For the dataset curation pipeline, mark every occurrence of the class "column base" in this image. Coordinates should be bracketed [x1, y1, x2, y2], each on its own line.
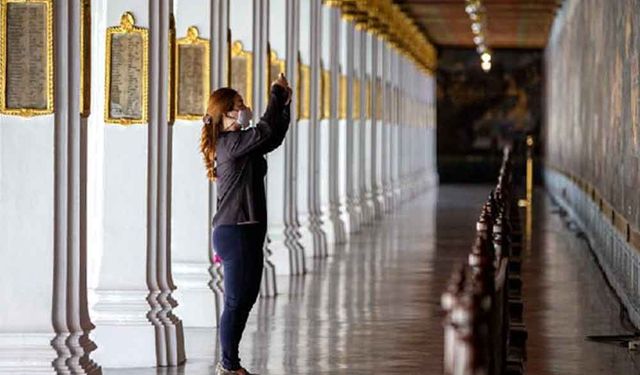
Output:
[90, 290, 157, 368]
[0, 333, 96, 375]
[173, 262, 220, 328]
[269, 226, 305, 276]
[285, 224, 308, 275]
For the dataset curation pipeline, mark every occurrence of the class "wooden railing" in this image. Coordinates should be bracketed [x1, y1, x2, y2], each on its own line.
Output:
[442, 147, 527, 375]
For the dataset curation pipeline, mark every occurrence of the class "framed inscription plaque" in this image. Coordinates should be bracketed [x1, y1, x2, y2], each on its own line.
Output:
[353, 78, 361, 118]
[80, 0, 91, 117]
[0, 0, 54, 116]
[338, 74, 347, 119]
[365, 75, 371, 119]
[297, 59, 310, 120]
[231, 41, 253, 109]
[176, 26, 209, 120]
[266, 47, 285, 106]
[269, 50, 285, 84]
[104, 12, 148, 125]
[167, 14, 176, 123]
[321, 68, 331, 120]
[375, 78, 382, 120]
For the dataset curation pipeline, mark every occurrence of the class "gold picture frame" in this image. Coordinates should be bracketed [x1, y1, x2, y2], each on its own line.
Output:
[338, 74, 347, 120]
[80, 0, 91, 117]
[175, 26, 210, 121]
[231, 40, 253, 109]
[0, 0, 54, 117]
[104, 12, 149, 125]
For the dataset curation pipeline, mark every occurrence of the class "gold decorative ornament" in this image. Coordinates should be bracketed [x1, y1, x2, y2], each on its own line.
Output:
[175, 26, 210, 121]
[231, 40, 253, 109]
[0, 0, 54, 117]
[104, 12, 149, 125]
[80, 0, 91, 117]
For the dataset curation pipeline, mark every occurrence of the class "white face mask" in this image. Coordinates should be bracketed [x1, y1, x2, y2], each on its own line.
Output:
[236, 107, 253, 128]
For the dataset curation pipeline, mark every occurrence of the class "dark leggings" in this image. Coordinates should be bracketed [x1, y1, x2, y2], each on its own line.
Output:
[212, 223, 266, 371]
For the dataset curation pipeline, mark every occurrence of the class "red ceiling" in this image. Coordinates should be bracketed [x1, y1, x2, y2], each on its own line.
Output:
[394, 0, 563, 49]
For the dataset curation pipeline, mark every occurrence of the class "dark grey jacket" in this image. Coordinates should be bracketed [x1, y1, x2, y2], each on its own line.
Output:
[211, 84, 290, 228]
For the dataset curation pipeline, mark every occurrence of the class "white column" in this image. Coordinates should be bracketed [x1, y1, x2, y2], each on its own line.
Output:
[266, 0, 306, 276]
[328, 7, 346, 244]
[390, 50, 401, 206]
[372, 35, 385, 215]
[337, 16, 358, 234]
[350, 26, 365, 230]
[88, 1, 185, 367]
[207, 0, 230, 322]
[381, 43, 393, 211]
[296, 0, 316, 257]
[170, 0, 220, 329]
[284, 0, 307, 273]
[317, 4, 346, 253]
[0, 1, 101, 373]
[149, 1, 186, 366]
[299, 0, 329, 260]
[362, 32, 376, 223]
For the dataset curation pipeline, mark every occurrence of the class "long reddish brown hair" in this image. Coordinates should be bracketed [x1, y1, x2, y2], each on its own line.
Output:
[200, 87, 238, 180]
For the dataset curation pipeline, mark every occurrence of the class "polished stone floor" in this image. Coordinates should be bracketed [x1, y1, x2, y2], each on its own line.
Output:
[107, 185, 640, 374]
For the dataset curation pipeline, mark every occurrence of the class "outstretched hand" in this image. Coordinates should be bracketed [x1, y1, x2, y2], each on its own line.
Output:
[272, 72, 292, 105]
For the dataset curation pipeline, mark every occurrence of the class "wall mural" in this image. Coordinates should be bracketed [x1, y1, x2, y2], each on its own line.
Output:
[437, 49, 542, 155]
[546, 0, 640, 229]
[436, 49, 542, 181]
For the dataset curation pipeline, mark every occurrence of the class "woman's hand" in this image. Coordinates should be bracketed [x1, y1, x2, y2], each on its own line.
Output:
[272, 72, 292, 105]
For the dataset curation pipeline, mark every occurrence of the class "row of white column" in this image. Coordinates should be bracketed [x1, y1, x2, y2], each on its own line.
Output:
[0, 0, 437, 372]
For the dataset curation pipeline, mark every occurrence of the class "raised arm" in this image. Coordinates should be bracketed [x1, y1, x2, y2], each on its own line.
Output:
[225, 83, 291, 158]
[255, 86, 291, 154]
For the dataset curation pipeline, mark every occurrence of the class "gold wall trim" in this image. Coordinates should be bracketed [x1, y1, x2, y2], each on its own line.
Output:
[0, 0, 54, 117]
[231, 40, 253, 109]
[104, 12, 149, 125]
[80, 0, 91, 117]
[175, 25, 210, 121]
[547, 164, 640, 255]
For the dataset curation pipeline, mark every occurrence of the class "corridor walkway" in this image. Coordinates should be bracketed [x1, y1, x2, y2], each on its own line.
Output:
[111, 186, 639, 374]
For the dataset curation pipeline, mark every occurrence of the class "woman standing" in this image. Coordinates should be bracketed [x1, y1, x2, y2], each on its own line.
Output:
[200, 73, 292, 375]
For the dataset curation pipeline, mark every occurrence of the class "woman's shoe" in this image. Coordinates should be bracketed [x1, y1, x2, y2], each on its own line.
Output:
[215, 362, 256, 375]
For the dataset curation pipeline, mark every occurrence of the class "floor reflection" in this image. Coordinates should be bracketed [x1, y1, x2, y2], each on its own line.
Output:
[102, 186, 640, 374]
